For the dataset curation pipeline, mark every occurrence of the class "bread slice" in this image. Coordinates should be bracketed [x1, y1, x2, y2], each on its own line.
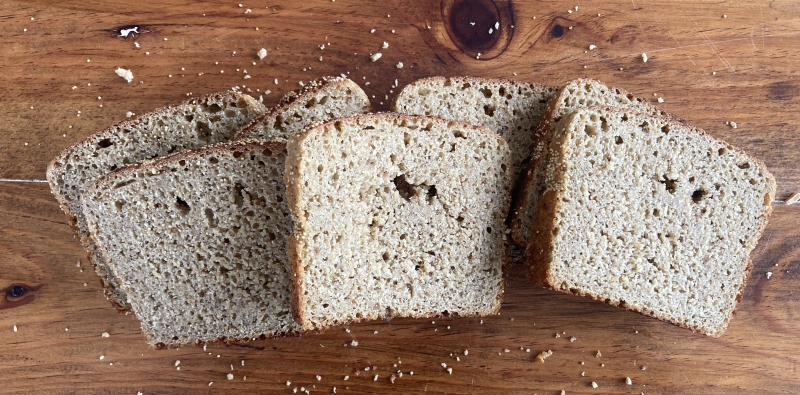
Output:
[285, 114, 513, 331]
[46, 91, 266, 311]
[527, 106, 776, 337]
[83, 140, 300, 347]
[391, 76, 556, 181]
[235, 76, 371, 141]
[511, 79, 671, 247]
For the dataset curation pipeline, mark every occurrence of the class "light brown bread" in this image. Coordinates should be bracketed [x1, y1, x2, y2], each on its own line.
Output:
[391, 76, 556, 181]
[46, 92, 266, 311]
[527, 106, 775, 337]
[511, 79, 670, 247]
[285, 114, 513, 331]
[236, 76, 371, 141]
[83, 140, 299, 347]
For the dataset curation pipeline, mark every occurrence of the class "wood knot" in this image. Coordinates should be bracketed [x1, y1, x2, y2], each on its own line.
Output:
[1, 283, 41, 310]
[439, 0, 514, 60]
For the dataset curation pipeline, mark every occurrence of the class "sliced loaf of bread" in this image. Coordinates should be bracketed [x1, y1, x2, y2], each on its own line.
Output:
[391, 76, 556, 181]
[285, 114, 513, 331]
[47, 92, 266, 311]
[236, 76, 371, 141]
[83, 140, 299, 347]
[511, 79, 671, 247]
[527, 106, 775, 336]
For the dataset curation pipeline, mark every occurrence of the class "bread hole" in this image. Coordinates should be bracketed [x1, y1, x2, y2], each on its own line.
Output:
[600, 117, 609, 132]
[174, 197, 191, 216]
[332, 172, 340, 181]
[584, 124, 598, 136]
[414, 264, 421, 271]
[738, 162, 751, 169]
[232, 151, 244, 159]
[689, 176, 695, 183]
[96, 138, 114, 149]
[653, 151, 658, 157]
[113, 179, 136, 189]
[500, 163, 507, 172]
[205, 208, 217, 227]
[114, 200, 124, 210]
[483, 104, 495, 117]
[382, 252, 390, 261]
[224, 109, 236, 119]
[615, 136, 623, 145]
[461, 83, 472, 90]
[233, 184, 245, 206]
[653, 208, 661, 217]
[661, 125, 670, 134]
[276, 194, 284, 202]
[424, 122, 434, 131]
[207, 103, 222, 113]
[691, 189, 707, 203]
[317, 164, 324, 172]
[322, 303, 329, 308]
[621, 113, 629, 121]
[427, 185, 437, 201]
[552, 227, 559, 236]
[718, 147, 727, 156]
[479, 87, 492, 98]
[764, 192, 773, 206]
[659, 176, 678, 194]
[392, 174, 415, 201]
[403, 132, 412, 146]
[486, 227, 492, 234]
[196, 121, 212, 143]
[268, 232, 277, 241]
[209, 157, 219, 164]
[305, 99, 317, 108]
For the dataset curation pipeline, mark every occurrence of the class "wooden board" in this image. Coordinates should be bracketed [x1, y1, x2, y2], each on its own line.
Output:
[1, 0, 799, 393]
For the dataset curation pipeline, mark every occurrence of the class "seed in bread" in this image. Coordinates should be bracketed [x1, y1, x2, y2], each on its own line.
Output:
[285, 114, 513, 331]
[527, 106, 775, 336]
[83, 140, 299, 347]
[46, 91, 266, 311]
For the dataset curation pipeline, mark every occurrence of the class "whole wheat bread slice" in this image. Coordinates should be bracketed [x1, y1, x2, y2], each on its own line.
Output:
[46, 91, 266, 311]
[511, 79, 671, 247]
[235, 76, 371, 141]
[527, 106, 775, 337]
[285, 114, 513, 331]
[391, 76, 556, 181]
[83, 140, 300, 347]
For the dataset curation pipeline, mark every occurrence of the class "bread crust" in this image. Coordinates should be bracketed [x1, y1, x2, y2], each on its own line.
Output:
[285, 112, 511, 331]
[526, 106, 776, 337]
[235, 76, 372, 140]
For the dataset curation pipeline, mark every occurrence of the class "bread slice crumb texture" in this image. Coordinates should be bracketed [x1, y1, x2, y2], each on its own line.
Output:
[236, 76, 371, 141]
[83, 140, 299, 347]
[527, 107, 775, 337]
[512, 79, 670, 247]
[46, 92, 266, 311]
[285, 114, 513, 331]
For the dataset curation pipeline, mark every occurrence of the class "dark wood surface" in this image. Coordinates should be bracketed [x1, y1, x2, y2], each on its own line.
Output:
[1, 0, 799, 393]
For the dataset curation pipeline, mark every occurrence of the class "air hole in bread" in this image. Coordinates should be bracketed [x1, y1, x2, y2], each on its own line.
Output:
[392, 174, 415, 201]
[207, 103, 222, 113]
[196, 122, 212, 143]
[427, 185, 437, 200]
[653, 208, 661, 217]
[584, 124, 598, 136]
[382, 252, 390, 261]
[97, 139, 114, 149]
[205, 208, 217, 227]
[659, 176, 678, 194]
[480, 87, 492, 98]
[453, 130, 466, 139]
[615, 136, 624, 145]
[113, 179, 136, 189]
[661, 125, 670, 134]
[691, 189, 707, 203]
[718, 147, 727, 156]
[483, 105, 495, 117]
[461, 83, 472, 90]
[114, 200, 124, 210]
[738, 162, 751, 169]
[403, 132, 412, 146]
[486, 227, 492, 234]
[174, 197, 191, 215]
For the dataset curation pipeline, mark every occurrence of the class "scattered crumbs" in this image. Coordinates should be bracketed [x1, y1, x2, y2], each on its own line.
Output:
[626, 377, 633, 385]
[570, 336, 577, 342]
[535, 350, 553, 364]
[786, 192, 800, 205]
[100, 355, 105, 361]
[766, 272, 773, 279]
[208, 382, 213, 386]
[370, 53, 382, 62]
[642, 53, 648, 63]
[257, 48, 267, 59]
[504, 349, 510, 353]
[13, 325, 17, 332]
[713, 71, 717, 75]
[87, 59, 91, 62]
[382, 42, 389, 49]
[561, 391, 565, 395]
[134, 42, 140, 49]
[555, 333, 560, 338]
[591, 382, 598, 388]
[601, 363, 605, 367]
[333, 386, 337, 393]
[370, 28, 376, 33]
[635, 330, 639, 334]
[464, 350, 469, 355]
[227, 373, 234, 380]
[596, 351, 602, 358]
[526, 348, 530, 353]
[115, 68, 134, 83]
[374, 374, 379, 381]
[446, 367, 453, 374]
[410, 371, 414, 375]
[581, 371, 586, 376]
[480, 320, 484, 324]
[456, 357, 460, 361]
[723, 14, 727, 18]
[728, 121, 738, 129]
[316, 375, 322, 381]
[657, 97, 664, 103]
[365, 367, 371, 371]
[589, 44, 597, 50]
[102, 332, 110, 338]
[343, 375, 349, 381]
[163, 38, 168, 41]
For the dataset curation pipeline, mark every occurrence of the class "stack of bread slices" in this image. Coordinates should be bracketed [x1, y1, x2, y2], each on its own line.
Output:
[47, 76, 775, 347]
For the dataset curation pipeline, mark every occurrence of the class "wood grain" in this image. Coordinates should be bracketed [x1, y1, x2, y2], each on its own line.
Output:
[1, 0, 799, 393]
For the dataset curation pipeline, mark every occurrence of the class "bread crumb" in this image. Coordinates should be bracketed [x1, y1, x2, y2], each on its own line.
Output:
[786, 192, 800, 205]
[535, 350, 553, 364]
[729, 121, 738, 129]
[99, 355, 105, 361]
[581, 371, 585, 376]
[589, 44, 597, 50]
[591, 382, 598, 388]
[370, 53, 382, 62]
[396, 62, 404, 68]
[115, 68, 134, 83]
[641, 366, 647, 370]
[13, 325, 17, 332]
[525, 348, 530, 352]
[766, 272, 773, 279]
[373, 374, 379, 381]
[343, 375, 349, 380]
[350, 340, 358, 347]
[257, 48, 267, 59]
[642, 53, 648, 63]
[657, 97, 664, 103]
[570, 336, 577, 342]
[390, 374, 396, 383]
[561, 391, 565, 395]
[446, 367, 452, 374]
[286, 381, 291, 386]
[316, 375, 322, 381]
[382, 42, 389, 49]
[227, 373, 234, 380]
[596, 351, 602, 358]
[102, 332, 110, 338]
[370, 28, 376, 33]
[555, 333, 560, 338]
[464, 350, 468, 355]
[626, 377, 633, 385]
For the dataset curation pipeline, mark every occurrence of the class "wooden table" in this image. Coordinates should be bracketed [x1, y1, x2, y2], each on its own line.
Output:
[2, 0, 798, 393]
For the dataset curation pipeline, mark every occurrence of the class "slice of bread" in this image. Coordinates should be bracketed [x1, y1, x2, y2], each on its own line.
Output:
[285, 114, 513, 331]
[83, 140, 299, 347]
[527, 106, 776, 337]
[46, 91, 266, 311]
[511, 79, 671, 247]
[391, 76, 556, 181]
[235, 76, 371, 141]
